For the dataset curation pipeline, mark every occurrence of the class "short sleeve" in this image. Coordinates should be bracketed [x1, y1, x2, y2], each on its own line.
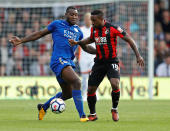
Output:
[90, 27, 94, 40]
[114, 26, 127, 38]
[79, 29, 83, 40]
[47, 20, 57, 32]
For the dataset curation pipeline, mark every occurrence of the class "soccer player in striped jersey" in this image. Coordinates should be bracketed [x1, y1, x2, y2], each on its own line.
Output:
[69, 10, 144, 121]
[9, 6, 97, 122]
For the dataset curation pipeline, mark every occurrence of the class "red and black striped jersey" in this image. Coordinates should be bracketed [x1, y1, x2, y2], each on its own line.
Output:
[90, 22, 126, 63]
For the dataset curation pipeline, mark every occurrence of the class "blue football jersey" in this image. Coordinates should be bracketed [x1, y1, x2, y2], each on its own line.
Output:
[47, 20, 83, 63]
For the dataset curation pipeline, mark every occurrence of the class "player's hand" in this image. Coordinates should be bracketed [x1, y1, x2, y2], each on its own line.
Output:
[68, 39, 78, 46]
[136, 55, 144, 68]
[9, 36, 22, 47]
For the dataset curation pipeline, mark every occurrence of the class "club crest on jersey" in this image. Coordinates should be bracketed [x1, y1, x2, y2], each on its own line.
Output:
[74, 28, 78, 32]
[117, 27, 123, 33]
[61, 22, 66, 26]
[105, 29, 109, 34]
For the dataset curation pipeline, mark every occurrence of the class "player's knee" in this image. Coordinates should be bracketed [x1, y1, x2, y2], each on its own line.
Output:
[87, 86, 96, 95]
[72, 78, 81, 90]
[111, 80, 119, 91]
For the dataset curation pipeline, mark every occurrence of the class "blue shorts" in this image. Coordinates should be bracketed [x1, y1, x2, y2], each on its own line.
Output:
[50, 57, 75, 83]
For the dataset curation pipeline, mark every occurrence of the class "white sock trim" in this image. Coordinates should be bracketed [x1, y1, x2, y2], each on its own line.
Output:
[112, 108, 118, 110]
[90, 113, 96, 115]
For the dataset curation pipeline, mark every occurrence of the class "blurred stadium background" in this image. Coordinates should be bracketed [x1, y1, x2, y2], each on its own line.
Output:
[0, 0, 169, 99]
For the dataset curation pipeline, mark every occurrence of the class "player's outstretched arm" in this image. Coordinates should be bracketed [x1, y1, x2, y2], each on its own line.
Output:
[69, 37, 94, 46]
[122, 34, 144, 68]
[9, 28, 50, 47]
[80, 44, 96, 54]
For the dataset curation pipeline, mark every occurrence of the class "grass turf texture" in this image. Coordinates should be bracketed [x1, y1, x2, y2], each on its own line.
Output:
[0, 100, 169, 131]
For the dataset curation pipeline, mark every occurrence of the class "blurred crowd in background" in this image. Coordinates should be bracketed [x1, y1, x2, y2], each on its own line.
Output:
[154, 0, 170, 76]
[0, 0, 169, 77]
[0, 8, 53, 76]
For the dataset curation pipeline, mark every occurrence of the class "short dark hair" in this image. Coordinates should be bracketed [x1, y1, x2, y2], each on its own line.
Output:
[66, 6, 77, 13]
[91, 10, 104, 17]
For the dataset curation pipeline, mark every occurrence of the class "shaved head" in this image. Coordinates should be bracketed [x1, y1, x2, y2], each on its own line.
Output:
[91, 10, 104, 19]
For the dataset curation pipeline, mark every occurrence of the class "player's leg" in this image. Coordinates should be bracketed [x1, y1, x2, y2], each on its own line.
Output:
[40, 81, 71, 109]
[87, 62, 107, 121]
[60, 82, 72, 100]
[80, 60, 93, 101]
[109, 78, 120, 122]
[39, 57, 87, 121]
[38, 81, 72, 120]
[87, 85, 98, 121]
[61, 66, 88, 121]
[38, 57, 74, 120]
[81, 73, 88, 101]
[107, 63, 120, 122]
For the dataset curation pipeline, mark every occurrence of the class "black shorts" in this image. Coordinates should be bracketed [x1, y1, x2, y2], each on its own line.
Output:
[88, 62, 120, 87]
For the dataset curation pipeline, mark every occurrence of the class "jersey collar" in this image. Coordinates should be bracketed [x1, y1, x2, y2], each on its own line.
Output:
[64, 20, 77, 27]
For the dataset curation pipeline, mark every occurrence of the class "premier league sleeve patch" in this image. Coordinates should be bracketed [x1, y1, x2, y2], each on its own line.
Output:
[117, 26, 123, 33]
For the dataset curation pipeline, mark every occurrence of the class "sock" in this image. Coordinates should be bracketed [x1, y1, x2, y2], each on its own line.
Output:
[111, 89, 120, 110]
[87, 93, 97, 114]
[72, 90, 85, 118]
[42, 92, 62, 111]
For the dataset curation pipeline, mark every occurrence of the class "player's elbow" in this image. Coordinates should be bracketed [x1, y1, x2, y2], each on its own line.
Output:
[81, 45, 88, 52]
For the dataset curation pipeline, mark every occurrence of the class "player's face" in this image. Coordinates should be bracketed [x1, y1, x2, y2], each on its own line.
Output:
[91, 15, 103, 28]
[65, 9, 78, 25]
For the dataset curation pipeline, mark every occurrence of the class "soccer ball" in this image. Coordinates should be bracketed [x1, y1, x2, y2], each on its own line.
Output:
[50, 98, 66, 114]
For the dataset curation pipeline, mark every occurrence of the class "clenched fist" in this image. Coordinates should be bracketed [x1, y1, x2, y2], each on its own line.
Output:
[68, 39, 78, 46]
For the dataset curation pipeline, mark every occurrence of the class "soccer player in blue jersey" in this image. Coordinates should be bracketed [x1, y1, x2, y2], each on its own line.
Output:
[9, 6, 96, 122]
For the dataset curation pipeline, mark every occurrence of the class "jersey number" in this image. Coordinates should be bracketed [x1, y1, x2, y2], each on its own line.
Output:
[112, 64, 119, 71]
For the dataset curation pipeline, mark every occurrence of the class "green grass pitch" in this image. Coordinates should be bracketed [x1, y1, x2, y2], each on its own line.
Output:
[0, 100, 169, 131]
